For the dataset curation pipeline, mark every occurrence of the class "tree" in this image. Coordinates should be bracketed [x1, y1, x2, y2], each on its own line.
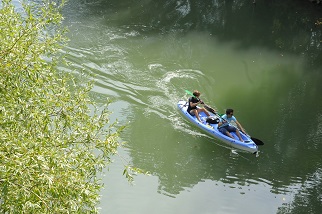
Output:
[0, 0, 132, 212]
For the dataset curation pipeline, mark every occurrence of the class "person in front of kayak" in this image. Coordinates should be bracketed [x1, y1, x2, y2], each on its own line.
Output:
[218, 108, 245, 142]
[186, 90, 210, 123]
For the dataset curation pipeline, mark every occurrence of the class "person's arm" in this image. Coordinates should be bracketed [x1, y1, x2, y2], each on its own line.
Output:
[218, 118, 227, 128]
[189, 100, 201, 107]
[235, 120, 246, 134]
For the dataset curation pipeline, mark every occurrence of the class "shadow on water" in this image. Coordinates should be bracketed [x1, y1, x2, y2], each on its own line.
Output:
[68, 0, 322, 67]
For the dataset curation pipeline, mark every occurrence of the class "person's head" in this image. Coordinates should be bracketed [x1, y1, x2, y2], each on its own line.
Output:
[193, 90, 201, 97]
[226, 108, 234, 117]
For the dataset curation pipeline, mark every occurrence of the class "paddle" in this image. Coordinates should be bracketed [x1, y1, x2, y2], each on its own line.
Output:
[185, 89, 264, 145]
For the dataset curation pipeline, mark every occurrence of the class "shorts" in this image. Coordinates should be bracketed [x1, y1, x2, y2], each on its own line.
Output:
[189, 110, 196, 116]
[218, 126, 237, 134]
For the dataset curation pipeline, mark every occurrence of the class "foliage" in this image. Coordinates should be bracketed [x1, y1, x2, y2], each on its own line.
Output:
[0, 0, 131, 212]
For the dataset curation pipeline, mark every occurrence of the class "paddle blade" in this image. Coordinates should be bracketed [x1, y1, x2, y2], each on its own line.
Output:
[185, 90, 194, 97]
[251, 137, 264, 145]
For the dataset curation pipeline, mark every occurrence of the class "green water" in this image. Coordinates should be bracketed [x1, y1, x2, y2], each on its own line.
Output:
[60, 0, 322, 213]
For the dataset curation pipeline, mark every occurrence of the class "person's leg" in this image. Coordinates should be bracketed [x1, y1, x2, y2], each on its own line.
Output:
[226, 131, 234, 139]
[191, 109, 202, 122]
[227, 126, 244, 142]
[197, 108, 210, 117]
[235, 129, 244, 142]
[201, 107, 210, 117]
[219, 127, 234, 139]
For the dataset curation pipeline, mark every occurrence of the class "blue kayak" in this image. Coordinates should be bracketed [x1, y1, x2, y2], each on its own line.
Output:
[177, 100, 258, 154]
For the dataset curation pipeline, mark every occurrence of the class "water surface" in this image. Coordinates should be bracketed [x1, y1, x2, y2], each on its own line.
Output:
[61, 1, 322, 213]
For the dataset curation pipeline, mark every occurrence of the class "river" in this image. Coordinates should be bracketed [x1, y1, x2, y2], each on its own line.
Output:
[60, 0, 322, 213]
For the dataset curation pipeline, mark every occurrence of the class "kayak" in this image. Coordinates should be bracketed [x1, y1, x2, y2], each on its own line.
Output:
[177, 100, 258, 154]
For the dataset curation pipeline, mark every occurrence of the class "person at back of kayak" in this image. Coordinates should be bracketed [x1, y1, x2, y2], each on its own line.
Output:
[218, 108, 245, 142]
[186, 90, 210, 122]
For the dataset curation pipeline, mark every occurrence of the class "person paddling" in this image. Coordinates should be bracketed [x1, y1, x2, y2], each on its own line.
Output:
[186, 90, 210, 122]
[218, 108, 245, 142]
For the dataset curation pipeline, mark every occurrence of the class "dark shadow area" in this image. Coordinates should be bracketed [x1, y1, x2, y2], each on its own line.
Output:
[69, 0, 322, 69]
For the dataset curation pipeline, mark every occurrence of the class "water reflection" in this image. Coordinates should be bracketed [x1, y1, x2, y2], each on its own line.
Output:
[127, 119, 257, 197]
[277, 169, 322, 213]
